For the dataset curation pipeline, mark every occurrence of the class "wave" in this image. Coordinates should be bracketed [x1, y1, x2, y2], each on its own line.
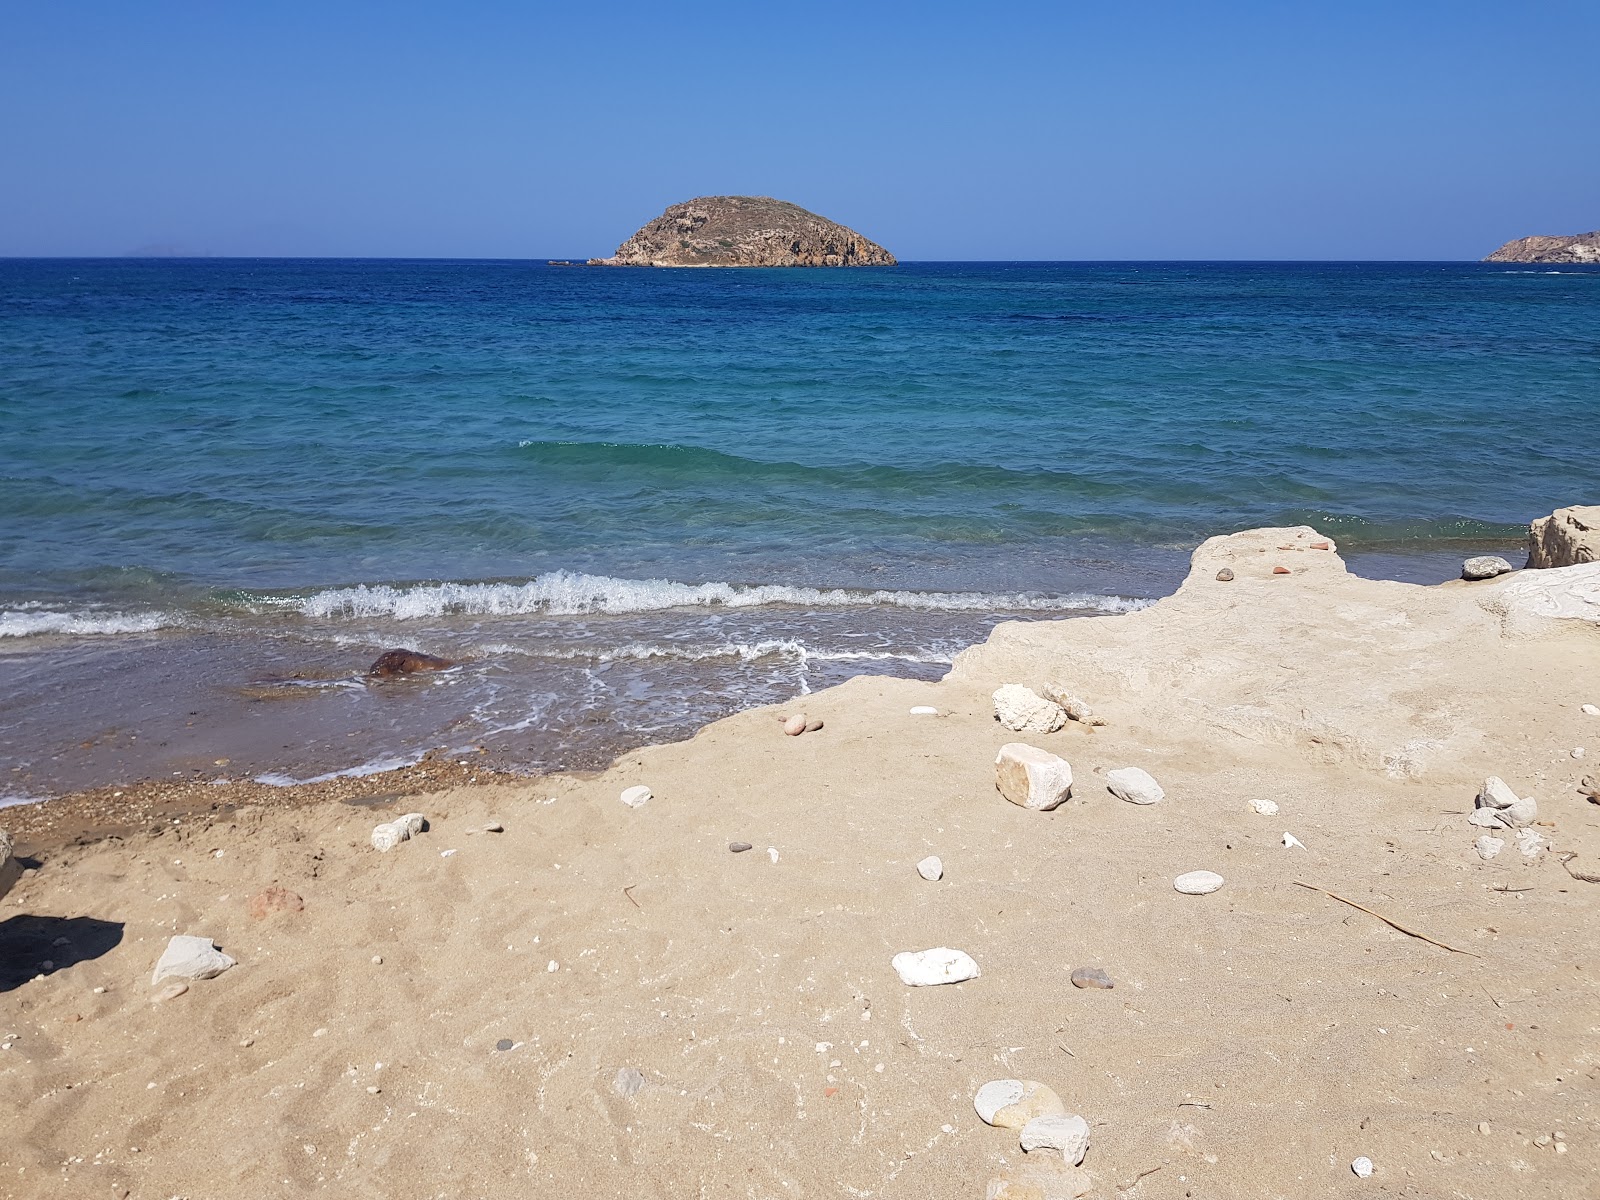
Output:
[254, 753, 424, 788]
[273, 571, 1150, 620]
[473, 637, 960, 667]
[0, 609, 182, 638]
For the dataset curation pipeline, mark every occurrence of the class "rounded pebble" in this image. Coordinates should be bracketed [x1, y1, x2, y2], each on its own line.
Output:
[974, 1079, 1066, 1129]
[1174, 870, 1225, 895]
[1581, 704, 1600, 717]
[1215, 567, 1234, 581]
[620, 785, 651, 809]
[728, 841, 753, 853]
[783, 713, 808, 736]
[1069, 966, 1114, 990]
[1272, 565, 1291, 575]
[916, 855, 943, 881]
[1351, 1156, 1374, 1178]
[892, 947, 979, 986]
[909, 706, 939, 715]
[495, 1038, 514, 1051]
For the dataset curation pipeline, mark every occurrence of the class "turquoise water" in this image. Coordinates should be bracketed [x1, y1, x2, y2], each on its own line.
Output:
[1, 258, 1596, 794]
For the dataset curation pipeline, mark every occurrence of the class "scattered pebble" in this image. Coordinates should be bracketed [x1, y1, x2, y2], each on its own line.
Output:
[92, 986, 106, 995]
[1019, 1113, 1090, 1165]
[150, 935, 236, 986]
[1310, 540, 1332, 550]
[371, 955, 383, 964]
[614, 1066, 645, 1098]
[1282, 832, 1305, 849]
[1173, 870, 1225, 895]
[1475, 835, 1505, 861]
[439, 848, 458, 858]
[1351, 1156, 1374, 1178]
[482, 821, 504, 833]
[1462, 555, 1513, 581]
[728, 841, 753, 853]
[1478, 1122, 1492, 1135]
[916, 855, 943, 881]
[909, 706, 939, 716]
[994, 743, 1074, 811]
[974, 1079, 1066, 1128]
[1249, 798, 1279, 816]
[1069, 966, 1113, 990]
[1582, 704, 1599, 717]
[805, 717, 824, 732]
[367, 1086, 380, 1094]
[546, 960, 559, 972]
[783, 713, 809, 736]
[993, 684, 1067, 733]
[494, 1039, 514, 1052]
[892, 947, 980, 986]
[767, 846, 779, 864]
[1575, 748, 1587, 760]
[1106, 766, 1164, 805]
[1272, 565, 1291, 575]
[620, 785, 651, 809]
[1215, 567, 1234, 581]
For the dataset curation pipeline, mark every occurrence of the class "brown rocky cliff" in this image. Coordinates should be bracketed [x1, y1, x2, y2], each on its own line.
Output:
[1483, 230, 1600, 263]
[589, 196, 896, 267]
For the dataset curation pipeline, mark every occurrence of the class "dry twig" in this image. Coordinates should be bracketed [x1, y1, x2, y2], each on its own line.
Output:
[1292, 880, 1480, 957]
[622, 885, 641, 908]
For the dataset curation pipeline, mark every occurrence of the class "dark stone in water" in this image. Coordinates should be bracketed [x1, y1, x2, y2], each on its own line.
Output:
[368, 649, 454, 678]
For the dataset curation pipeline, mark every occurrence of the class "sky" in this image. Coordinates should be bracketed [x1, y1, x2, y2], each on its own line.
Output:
[2, 1, 1595, 260]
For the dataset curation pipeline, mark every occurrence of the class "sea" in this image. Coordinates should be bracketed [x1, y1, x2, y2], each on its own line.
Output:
[2, 258, 1596, 801]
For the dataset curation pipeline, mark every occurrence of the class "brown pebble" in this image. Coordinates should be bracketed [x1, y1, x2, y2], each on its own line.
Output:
[248, 886, 305, 920]
[1272, 565, 1291, 575]
[1070, 966, 1115, 990]
[805, 718, 824, 733]
[1215, 568, 1234, 582]
[782, 714, 808, 736]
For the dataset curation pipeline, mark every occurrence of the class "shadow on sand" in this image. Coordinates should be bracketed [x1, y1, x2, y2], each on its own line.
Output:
[0, 913, 125, 993]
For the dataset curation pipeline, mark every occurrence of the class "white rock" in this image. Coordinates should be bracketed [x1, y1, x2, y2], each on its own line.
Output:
[992, 685, 1067, 734]
[916, 855, 944, 881]
[1248, 798, 1279, 816]
[1582, 704, 1600, 717]
[371, 821, 407, 852]
[1019, 1114, 1090, 1165]
[1497, 796, 1538, 828]
[994, 743, 1074, 811]
[1477, 776, 1519, 809]
[1466, 807, 1504, 829]
[974, 1079, 1026, 1124]
[396, 812, 427, 836]
[1474, 835, 1505, 861]
[1576, 748, 1588, 760]
[1282, 832, 1305, 849]
[1040, 683, 1105, 726]
[892, 947, 979, 986]
[1351, 1156, 1374, 1178]
[1173, 870, 1224, 895]
[974, 1079, 1066, 1128]
[1106, 766, 1164, 805]
[1515, 827, 1546, 858]
[151, 935, 236, 987]
[1461, 555, 1513, 581]
[909, 706, 939, 716]
[620, 785, 651, 809]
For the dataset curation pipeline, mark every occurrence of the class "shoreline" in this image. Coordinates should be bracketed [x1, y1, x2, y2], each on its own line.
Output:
[4, 521, 1598, 1196]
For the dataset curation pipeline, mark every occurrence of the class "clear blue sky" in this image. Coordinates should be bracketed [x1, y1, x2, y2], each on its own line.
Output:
[2, 1, 1595, 259]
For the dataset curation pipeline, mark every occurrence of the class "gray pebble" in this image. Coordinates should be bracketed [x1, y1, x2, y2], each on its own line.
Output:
[495, 1038, 514, 1051]
[1216, 567, 1235, 581]
[1070, 966, 1114, 990]
[729, 842, 753, 853]
[614, 1066, 645, 1098]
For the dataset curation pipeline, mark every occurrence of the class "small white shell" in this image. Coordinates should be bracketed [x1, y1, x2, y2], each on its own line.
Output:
[1173, 870, 1224, 895]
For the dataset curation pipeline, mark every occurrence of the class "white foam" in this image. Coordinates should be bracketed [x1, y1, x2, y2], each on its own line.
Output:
[0, 794, 47, 810]
[254, 753, 423, 788]
[0, 610, 181, 638]
[279, 571, 1150, 621]
[476, 638, 958, 667]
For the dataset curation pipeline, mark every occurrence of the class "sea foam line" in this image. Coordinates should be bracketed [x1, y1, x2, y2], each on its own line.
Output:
[473, 638, 959, 666]
[274, 571, 1149, 620]
[0, 610, 182, 638]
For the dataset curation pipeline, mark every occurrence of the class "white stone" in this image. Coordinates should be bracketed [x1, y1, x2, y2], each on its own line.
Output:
[397, 812, 427, 836]
[1282, 832, 1305, 849]
[1582, 704, 1599, 717]
[1173, 870, 1224, 895]
[371, 821, 407, 852]
[1497, 796, 1538, 828]
[1351, 1156, 1374, 1178]
[916, 855, 943, 881]
[1248, 798, 1279, 816]
[892, 947, 979, 986]
[1575, 748, 1588, 760]
[1477, 776, 1519, 809]
[974, 1079, 1066, 1128]
[974, 1079, 1025, 1124]
[1040, 683, 1105, 726]
[909, 706, 939, 716]
[1474, 835, 1505, 861]
[1106, 766, 1164, 805]
[1515, 827, 1546, 858]
[1019, 1114, 1090, 1165]
[620, 785, 651, 809]
[992, 684, 1067, 733]
[994, 743, 1074, 811]
[1461, 555, 1513, 581]
[151, 935, 236, 987]
[1467, 807, 1505, 829]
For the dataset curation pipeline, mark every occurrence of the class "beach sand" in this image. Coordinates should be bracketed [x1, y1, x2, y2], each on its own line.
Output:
[3, 526, 1597, 1198]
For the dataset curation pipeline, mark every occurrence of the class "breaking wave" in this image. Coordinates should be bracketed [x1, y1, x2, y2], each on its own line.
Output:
[0, 609, 182, 638]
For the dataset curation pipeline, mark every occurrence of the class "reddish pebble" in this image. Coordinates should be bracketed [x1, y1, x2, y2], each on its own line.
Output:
[1310, 540, 1331, 550]
[1272, 566, 1291, 575]
[805, 718, 824, 733]
[248, 886, 305, 920]
[783, 714, 808, 736]
[824, 1087, 838, 1097]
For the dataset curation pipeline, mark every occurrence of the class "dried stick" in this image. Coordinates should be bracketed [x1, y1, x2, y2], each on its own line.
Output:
[1291, 880, 1480, 957]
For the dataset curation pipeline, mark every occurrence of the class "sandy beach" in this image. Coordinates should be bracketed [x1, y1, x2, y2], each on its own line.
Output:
[3, 525, 1598, 1199]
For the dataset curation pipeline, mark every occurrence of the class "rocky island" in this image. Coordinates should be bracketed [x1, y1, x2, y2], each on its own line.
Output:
[589, 195, 896, 268]
[1483, 229, 1600, 263]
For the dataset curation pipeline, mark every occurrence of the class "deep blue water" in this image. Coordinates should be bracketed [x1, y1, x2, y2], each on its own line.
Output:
[1, 258, 1596, 794]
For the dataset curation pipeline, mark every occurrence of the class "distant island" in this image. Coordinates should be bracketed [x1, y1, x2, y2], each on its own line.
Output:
[1483, 230, 1600, 264]
[588, 196, 896, 268]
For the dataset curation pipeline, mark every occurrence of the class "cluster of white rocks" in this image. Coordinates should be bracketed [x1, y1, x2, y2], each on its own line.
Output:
[1469, 777, 1546, 860]
[992, 683, 1105, 734]
[371, 811, 428, 852]
[975, 1079, 1093, 1197]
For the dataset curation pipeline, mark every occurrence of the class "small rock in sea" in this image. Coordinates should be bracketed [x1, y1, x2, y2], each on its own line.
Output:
[482, 821, 504, 833]
[151, 935, 236, 987]
[1475, 835, 1505, 861]
[985, 1159, 1093, 1200]
[728, 841, 753, 853]
[495, 1038, 514, 1051]
[1467, 806, 1505, 829]
[1582, 704, 1600, 717]
[916, 855, 944, 881]
[974, 1079, 1067, 1129]
[1272, 565, 1291, 575]
[368, 648, 454, 677]
[909, 705, 939, 716]
[783, 713, 809, 736]
[891, 947, 979, 986]
[993, 684, 1068, 733]
[1351, 1156, 1374, 1178]
[995, 743, 1074, 811]
[1040, 684, 1106, 726]
[620, 785, 651, 809]
[614, 1067, 646, 1098]
[1173, 870, 1225, 895]
[1515, 827, 1546, 858]
[152, 981, 189, 1003]
[1019, 1113, 1090, 1165]
[1282, 831, 1305, 849]
[247, 886, 304, 921]
[1462, 555, 1514, 581]
[1216, 567, 1235, 581]
[1477, 776, 1519, 809]
[1069, 966, 1114, 990]
[1106, 766, 1164, 805]
[1249, 798, 1279, 816]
